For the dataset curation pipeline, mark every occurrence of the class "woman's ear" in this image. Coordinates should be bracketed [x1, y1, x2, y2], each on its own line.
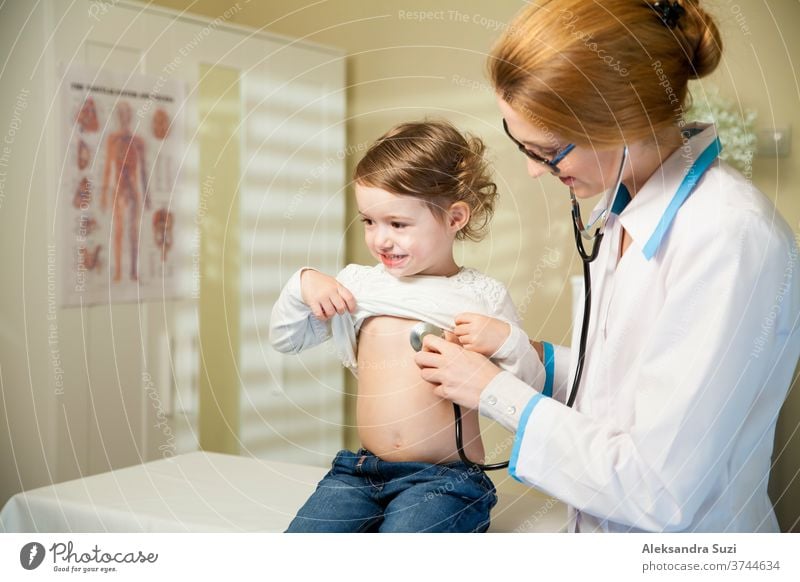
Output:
[447, 201, 471, 233]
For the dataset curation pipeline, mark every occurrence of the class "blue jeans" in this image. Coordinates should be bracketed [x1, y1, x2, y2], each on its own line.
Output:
[285, 449, 497, 533]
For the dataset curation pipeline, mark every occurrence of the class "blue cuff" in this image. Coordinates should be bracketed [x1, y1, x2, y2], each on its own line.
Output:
[509, 392, 544, 483]
[542, 342, 554, 398]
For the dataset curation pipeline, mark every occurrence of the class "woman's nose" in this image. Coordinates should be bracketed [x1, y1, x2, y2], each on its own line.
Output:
[526, 158, 551, 179]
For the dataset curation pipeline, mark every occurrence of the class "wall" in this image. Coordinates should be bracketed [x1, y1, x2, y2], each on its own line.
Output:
[146, 0, 800, 528]
[0, 0, 346, 512]
[708, 0, 800, 532]
[0, 0, 60, 509]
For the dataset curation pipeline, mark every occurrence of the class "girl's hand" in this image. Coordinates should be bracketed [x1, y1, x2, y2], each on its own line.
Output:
[414, 335, 501, 410]
[300, 269, 357, 322]
[453, 312, 511, 357]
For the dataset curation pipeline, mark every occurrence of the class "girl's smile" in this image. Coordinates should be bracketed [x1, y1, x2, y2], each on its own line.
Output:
[355, 184, 467, 278]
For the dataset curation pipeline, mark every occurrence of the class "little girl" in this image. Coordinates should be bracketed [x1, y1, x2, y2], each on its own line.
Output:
[270, 120, 541, 532]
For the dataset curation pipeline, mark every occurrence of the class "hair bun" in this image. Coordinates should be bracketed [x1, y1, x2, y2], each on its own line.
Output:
[489, 0, 725, 145]
[681, 0, 723, 79]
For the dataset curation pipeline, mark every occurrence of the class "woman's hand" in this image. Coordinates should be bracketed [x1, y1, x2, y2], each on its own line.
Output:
[453, 312, 511, 357]
[414, 334, 502, 409]
[300, 269, 356, 322]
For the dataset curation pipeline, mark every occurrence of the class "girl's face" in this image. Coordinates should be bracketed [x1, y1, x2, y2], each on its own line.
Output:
[497, 96, 624, 199]
[355, 184, 466, 277]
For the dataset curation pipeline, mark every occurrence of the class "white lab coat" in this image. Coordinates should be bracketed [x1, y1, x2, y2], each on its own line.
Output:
[483, 124, 800, 532]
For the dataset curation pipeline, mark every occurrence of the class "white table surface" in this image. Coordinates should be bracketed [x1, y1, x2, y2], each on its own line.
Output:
[0, 451, 566, 533]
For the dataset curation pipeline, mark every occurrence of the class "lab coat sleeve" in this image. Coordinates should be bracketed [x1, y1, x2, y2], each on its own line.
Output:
[479, 371, 538, 432]
[479, 341, 571, 430]
[269, 268, 332, 353]
[493, 339, 570, 403]
[510, 213, 799, 531]
[546, 342, 573, 404]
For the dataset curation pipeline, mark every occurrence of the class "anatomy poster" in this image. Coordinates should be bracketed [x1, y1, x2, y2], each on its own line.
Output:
[59, 63, 187, 306]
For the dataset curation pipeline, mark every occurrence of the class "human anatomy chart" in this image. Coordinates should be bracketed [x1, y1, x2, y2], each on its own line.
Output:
[59, 63, 187, 305]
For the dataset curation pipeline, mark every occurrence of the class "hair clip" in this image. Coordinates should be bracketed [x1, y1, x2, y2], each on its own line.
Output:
[652, 0, 685, 29]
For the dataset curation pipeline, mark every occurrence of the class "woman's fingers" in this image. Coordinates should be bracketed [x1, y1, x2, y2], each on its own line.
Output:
[415, 351, 448, 387]
[419, 366, 442, 385]
[421, 333, 459, 354]
[413, 349, 442, 370]
[415, 336, 498, 409]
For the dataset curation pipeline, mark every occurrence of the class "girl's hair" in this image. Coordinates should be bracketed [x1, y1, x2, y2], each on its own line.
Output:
[489, 0, 723, 147]
[353, 120, 498, 242]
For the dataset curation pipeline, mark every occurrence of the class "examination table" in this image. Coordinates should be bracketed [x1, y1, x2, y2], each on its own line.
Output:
[0, 451, 567, 533]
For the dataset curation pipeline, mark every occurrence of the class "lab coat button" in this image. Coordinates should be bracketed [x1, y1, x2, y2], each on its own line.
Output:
[487, 395, 498, 406]
[507, 405, 517, 415]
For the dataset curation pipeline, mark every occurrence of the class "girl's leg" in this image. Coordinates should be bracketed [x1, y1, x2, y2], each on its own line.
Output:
[379, 463, 497, 533]
[285, 450, 383, 533]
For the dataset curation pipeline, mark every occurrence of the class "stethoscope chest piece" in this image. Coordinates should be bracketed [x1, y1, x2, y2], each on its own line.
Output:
[408, 320, 507, 471]
[409, 322, 445, 352]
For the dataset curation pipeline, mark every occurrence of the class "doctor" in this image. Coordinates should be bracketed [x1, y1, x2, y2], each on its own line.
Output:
[415, 0, 800, 532]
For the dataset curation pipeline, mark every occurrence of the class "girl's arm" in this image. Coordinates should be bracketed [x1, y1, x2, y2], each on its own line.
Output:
[456, 284, 547, 389]
[455, 283, 572, 402]
[269, 267, 357, 354]
[490, 287, 573, 402]
[269, 268, 331, 353]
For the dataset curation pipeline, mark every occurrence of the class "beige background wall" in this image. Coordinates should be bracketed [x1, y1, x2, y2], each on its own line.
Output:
[151, 0, 800, 530]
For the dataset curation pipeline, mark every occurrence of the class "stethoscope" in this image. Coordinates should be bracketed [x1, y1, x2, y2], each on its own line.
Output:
[566, 146, 629, 408]
[410, 147, 630, 471]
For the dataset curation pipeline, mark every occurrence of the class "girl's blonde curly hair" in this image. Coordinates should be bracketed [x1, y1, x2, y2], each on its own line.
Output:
[354, 120, 498, 242]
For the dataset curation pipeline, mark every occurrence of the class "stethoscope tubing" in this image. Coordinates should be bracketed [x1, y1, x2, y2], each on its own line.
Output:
[568, 227, 603, 409]
[566, 147, 628, 408]
[452, 215, 601, 471]
[448, 136, 723, 471]
[423, 148, 630, 472]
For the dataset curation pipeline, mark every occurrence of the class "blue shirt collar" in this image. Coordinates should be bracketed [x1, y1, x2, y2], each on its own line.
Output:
[608, 122, 722, 260]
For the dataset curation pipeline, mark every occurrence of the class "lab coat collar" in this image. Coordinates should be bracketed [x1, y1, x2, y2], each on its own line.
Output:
[591, 122, 721, 260]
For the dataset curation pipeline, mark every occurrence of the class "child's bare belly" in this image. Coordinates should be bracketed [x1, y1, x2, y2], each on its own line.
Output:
[356, 316, 485, 464]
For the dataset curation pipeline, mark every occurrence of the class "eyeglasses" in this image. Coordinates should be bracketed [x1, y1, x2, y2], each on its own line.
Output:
[502, 118, 575, 175]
